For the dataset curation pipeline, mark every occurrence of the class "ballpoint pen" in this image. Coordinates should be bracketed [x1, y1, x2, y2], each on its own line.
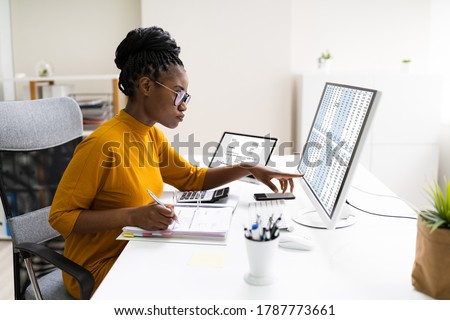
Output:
[147, 189, 178, 222]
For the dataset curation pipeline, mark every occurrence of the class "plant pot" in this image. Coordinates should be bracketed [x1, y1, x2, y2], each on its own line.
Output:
[400, 62, 412, 74]
[412, 217, 450, 299]
[318, 58, 332, 74]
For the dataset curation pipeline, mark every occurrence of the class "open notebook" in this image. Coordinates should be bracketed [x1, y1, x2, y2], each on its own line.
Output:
[118, 206, 233, 245]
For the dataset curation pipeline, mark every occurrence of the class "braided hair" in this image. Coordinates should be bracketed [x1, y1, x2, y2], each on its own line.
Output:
[114, 26, 184, 99]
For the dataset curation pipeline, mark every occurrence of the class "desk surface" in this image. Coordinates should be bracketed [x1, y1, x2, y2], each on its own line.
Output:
[92, 158, 429, 300]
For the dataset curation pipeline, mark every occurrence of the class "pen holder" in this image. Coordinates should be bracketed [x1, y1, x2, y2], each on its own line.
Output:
[244, 235, 279, 286]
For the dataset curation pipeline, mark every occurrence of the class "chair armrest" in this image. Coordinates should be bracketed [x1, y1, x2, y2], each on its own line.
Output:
[15, 242, 94, 300]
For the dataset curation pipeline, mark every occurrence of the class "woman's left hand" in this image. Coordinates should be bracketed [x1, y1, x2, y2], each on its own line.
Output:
[247, 165, 304, 193]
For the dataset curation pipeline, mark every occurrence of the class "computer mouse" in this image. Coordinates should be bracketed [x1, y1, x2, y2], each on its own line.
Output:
[278, 233, 314, 251]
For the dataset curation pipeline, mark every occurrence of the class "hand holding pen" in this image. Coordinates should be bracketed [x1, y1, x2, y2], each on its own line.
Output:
[147, 189, 178, 223]
[129, 200, 173, 231]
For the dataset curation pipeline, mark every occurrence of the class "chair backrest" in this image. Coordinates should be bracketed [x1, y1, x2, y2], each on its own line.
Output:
[0, 97, 83, 299]
[0, 96, 83, 151]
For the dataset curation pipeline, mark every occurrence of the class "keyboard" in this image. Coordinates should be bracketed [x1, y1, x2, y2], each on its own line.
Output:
[248, 200, 294, 231]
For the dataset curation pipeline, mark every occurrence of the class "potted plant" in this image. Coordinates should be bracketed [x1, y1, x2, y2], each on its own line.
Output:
[412, 178, 450, 299]
[35, 60, 53, 77]
[401, 59, 412, 74]
[318, 50, 332, 73]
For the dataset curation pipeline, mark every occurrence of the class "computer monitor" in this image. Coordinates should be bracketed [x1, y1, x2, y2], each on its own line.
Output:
[208, 132, 277, 168]
[293, 82, 380, 229]
[208, 132, 277, 183]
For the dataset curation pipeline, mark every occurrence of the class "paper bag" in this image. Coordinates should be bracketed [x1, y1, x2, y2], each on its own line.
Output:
[412, 218, 450, 299]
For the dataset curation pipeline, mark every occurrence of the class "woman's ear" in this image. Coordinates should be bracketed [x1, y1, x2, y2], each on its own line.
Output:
[137, 77, 152, 96]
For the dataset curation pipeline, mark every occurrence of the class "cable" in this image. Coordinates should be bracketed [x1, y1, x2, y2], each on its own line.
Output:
[347, 185, 419, 220]
[345, 200, 417, 220]
[351, 185, 420, 212]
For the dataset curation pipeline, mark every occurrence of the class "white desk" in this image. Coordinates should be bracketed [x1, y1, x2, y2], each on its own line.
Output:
[92, 158, 430, 300]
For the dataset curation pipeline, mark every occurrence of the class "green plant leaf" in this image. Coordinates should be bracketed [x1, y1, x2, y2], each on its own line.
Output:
[445, 178, 450, 219]
[420, 177, 450, 232]
[319, 50, 331, 60]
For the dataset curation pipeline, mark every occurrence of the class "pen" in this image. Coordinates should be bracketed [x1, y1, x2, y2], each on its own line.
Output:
[261, 227, 267, 241]
[270, 217, 281, 238]
[244, 227, 252, 239]
[147, 189, 178, 222]
[264, 228, 271, 241]
[251, 223, 260, 241]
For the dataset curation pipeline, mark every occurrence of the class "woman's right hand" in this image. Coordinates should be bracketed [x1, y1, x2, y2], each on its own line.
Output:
[129, 203, 175, 230]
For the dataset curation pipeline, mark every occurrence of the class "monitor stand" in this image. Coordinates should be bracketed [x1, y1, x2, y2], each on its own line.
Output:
[290, 204, 357, 229]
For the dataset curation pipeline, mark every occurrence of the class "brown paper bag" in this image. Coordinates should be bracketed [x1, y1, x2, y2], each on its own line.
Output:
[412, 218, 450, 299]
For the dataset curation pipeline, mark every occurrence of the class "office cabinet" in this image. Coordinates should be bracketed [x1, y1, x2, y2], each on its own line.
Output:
[295, 73, 442, 208]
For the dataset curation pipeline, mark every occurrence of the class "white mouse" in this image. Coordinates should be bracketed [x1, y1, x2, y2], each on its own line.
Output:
[278, 233, 314, 251]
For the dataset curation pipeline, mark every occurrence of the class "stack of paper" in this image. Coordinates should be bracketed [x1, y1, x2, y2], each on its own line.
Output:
[70, 94, 113, 131]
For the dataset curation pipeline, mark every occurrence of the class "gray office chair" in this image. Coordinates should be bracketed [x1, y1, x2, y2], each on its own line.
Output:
[0, 97, 94, 299]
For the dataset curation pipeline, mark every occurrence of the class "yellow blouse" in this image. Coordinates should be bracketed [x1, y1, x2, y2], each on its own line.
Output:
[49, 110, 207, 298]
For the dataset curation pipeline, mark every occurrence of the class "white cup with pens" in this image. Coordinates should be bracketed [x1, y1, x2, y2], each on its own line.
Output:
[243, 215, 280, 286]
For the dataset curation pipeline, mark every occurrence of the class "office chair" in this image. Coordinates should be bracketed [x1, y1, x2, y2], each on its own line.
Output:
[0, 97, 94, 300]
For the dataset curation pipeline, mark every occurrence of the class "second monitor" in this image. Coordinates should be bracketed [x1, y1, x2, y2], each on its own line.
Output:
[208, 132, 277, 182]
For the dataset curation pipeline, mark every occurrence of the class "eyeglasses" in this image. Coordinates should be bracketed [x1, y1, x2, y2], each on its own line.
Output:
[153, 80, 191, 107]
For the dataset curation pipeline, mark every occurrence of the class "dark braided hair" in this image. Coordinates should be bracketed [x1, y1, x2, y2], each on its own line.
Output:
[114, 26, 184, 99]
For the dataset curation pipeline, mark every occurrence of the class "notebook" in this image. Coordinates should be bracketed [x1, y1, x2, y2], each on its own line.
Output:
[208, 132, 277, 182]
[118, 206, 233, 245]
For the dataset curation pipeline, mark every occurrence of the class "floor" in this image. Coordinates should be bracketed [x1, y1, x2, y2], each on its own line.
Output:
[0, 240, 14, 300]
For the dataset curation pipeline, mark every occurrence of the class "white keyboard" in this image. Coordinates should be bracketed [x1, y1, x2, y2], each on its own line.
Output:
[248, 200, 294, 231]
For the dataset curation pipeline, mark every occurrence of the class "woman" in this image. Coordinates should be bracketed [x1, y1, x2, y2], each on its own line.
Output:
[49, 26, 302, 299]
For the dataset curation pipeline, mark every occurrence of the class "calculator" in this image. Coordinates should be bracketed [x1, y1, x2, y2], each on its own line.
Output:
[176, 187, 230, 203]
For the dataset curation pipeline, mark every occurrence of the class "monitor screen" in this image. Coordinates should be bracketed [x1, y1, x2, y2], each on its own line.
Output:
[294, 82, 379, 229]
[208, 132, 277, 168]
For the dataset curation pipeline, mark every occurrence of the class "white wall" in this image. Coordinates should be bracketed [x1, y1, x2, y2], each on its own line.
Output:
[291, 0, 431, 75]
[10, 0, 141, 98]
[430, 0, 450, 188]
[140, 0, 436, 157]
[430, 0, 450, 91]
[141, 0, 293, 157]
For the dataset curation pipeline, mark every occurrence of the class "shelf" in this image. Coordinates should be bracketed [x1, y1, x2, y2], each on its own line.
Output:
[1, 74, 121, 115]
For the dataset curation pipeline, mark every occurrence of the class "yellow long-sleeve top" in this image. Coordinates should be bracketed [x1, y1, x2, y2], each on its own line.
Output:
[49, 110, 207, 299]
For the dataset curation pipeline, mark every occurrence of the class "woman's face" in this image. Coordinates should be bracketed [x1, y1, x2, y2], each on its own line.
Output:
[145, 65, 189, 129]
